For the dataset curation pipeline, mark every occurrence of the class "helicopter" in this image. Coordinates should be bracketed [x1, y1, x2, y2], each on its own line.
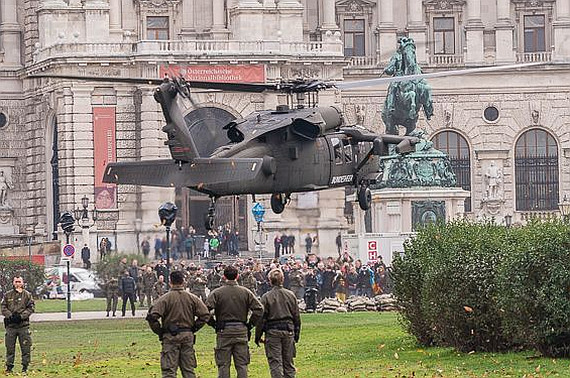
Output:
[33, 61, 543, 230]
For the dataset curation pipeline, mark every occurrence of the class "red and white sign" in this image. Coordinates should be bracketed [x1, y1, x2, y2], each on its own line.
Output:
[367, 240, 378, 262]
[62, 244, 76, 257]
[93, 107, 117, 209]
[159, 64, 266, 83]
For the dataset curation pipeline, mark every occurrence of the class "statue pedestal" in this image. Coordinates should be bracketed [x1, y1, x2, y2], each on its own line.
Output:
[353, 187, 470, 234]
[0, 207, 18, 235]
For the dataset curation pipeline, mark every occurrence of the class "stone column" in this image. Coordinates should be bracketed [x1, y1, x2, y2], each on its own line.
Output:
[109, 0, 122, 39]
[495, 0, 515, 63]
[84, 0, 110, 42]
[278, 0, 303, 42]
[1, 0, 22, 66]
[181, 0, 195, 36]
[406, 0, 427, 64]
[553, 0, 570, 61]
[377, 0, 397, 63]
[465, 0, 484, 64]
[321, 0, 338, 30]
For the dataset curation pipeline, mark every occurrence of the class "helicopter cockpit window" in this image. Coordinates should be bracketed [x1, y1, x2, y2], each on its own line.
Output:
[332, 137, 342, 164]
[343, 140, 353, 163]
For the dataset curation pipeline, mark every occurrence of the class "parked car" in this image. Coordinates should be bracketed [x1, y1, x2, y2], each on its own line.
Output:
[41, 266, 103, 299]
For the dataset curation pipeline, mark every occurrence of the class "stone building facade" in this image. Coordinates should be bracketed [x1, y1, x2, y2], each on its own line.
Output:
[0, 0, 569, 256]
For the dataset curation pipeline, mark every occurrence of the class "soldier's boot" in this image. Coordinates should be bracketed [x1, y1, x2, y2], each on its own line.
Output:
[106, 311, 109, 317]
[4, 365, 13, 374]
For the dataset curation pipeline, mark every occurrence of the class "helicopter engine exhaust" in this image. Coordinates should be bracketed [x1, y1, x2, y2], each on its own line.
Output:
[290, 106, 343, 140]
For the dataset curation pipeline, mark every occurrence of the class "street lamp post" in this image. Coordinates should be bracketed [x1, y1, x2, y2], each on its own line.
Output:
[504, 214, 513, 228]
[251, 202, 265, 259]
[73, 195, 95, 262]
[134, 218, 142, 255]
[26, 226, 34, 275]
[158, 202, 177, 287]
[558, 195, 570, 222]
[59, 211, 75, 319]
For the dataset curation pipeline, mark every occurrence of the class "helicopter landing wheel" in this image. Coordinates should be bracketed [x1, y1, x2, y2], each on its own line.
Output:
[270, 193, 286, 214]
[357, 185, 372, 211]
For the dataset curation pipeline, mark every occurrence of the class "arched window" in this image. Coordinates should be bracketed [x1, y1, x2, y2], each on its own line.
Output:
[432, 131, 471, 212]
[515, 129, 559, 211]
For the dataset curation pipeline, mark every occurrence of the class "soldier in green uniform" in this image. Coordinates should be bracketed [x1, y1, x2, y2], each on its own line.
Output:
[146, 270, 210, 378]
[238, 266, 257, 295]
[187, 267, 207, 302]
[1, 276, 35, 374]
[255, 269, 301, 378]
[207, 265, 224, 294]
[153, 274, 168, 300]
[288, 264, 305, 300]
[104, 277, 120, 317]
[140, 266, 158, 307]
[205, 265, 263, 378]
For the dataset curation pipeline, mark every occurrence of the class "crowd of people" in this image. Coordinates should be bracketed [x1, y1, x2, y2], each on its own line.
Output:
[142, 224, 240, 262]
[104, 249, 391, 317]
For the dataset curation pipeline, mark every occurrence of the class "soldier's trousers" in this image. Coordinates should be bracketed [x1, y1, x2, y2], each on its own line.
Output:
[161, 334, 197, 378]
[215, 329, 249, 378]
[264, 330, 296, 378]
[106, 295, 118, 314]
[140, 290, 153, 307]
[5, 326, 32, 370]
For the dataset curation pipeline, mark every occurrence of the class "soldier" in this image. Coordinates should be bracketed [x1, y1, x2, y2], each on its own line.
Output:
[288, 263, 305, 300]
[255, 269, 301, 378]
[1, 276, 35, 374]
[153, 275, 168, 300]
[146, 270, 210, 378]
[238, 266, 257, 294]
[187, 267, 207, 302]
[207, 265, 224, 293]
[120, 270, 137, 317]
[140, 266, 157, 307]
[104, 277, 120, 317]
[205, 265, 263, 378]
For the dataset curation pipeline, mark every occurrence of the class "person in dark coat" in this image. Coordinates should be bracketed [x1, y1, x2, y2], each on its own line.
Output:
[120, 270, 137, 317]
[81, 244, 91, 269]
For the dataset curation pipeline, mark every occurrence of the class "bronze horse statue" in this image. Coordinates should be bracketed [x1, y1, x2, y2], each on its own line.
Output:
[381, 37, 433, 136]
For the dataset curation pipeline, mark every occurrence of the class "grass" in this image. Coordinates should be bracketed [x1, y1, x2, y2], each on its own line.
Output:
[10, 312, 566, 377]
[34, 299, 108, 313]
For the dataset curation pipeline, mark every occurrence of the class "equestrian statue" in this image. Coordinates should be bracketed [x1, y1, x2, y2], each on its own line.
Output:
[382, 37, 433, 136]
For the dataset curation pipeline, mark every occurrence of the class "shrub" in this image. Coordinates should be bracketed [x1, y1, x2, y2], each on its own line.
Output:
[393, 220, 512, 352]
[496, 219, 570, 357]
[0, 259, 45, 298]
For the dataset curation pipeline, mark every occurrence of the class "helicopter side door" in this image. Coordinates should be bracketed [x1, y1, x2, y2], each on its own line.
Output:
[326, 135, 355, 188]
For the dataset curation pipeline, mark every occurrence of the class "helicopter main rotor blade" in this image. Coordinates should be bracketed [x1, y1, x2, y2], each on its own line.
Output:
[29, 73, 274, 92]
[336, 62, 549, 89]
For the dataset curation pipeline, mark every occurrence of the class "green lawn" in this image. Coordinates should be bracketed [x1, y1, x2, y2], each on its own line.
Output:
[12, 312, 565, 377]
[34, 299, 108, 313]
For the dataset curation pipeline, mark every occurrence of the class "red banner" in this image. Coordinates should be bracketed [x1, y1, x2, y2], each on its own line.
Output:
[93, 107, 116, 209]
[159, 64, 266, 83]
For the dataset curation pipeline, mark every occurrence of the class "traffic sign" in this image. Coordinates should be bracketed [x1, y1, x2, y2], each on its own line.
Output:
[63, 244, 76, 257]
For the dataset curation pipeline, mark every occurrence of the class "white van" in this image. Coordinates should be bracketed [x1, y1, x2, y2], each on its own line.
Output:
[43, 266, 102, 298]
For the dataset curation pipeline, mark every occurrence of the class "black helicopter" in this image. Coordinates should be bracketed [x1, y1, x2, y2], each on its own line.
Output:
[34, 61, 541, 230]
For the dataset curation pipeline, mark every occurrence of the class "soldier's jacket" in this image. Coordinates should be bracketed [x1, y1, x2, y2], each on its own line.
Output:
[152, 281, 168, 299]
[255, 285, 301, 342]
[1, 288, 35, 328]
[142, 271, 157, 290]
[205, 280, 263, 326]
[289, 269, 305, 287]
[207, 271, 223, 291]
[104, 278, 120, 298]
[147, 287, 209, 339]
[238, 272, 257, 293]
[187, 273, 207, 292]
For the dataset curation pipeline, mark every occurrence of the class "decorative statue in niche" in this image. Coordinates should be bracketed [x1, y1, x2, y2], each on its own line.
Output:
[0, 170, 11, 207]
[355, 105, 366, 125]
[484, 161, 502, 200]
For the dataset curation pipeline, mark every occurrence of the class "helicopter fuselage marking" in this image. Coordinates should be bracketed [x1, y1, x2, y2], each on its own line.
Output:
[331, 174, 353, 185]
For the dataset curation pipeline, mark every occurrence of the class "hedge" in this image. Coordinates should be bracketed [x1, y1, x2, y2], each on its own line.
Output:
[393, 219, 570, 357]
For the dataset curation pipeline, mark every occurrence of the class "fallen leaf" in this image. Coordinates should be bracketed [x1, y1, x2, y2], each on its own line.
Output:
[464, 306, 473, 313]
[394, 352, 399, 360]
